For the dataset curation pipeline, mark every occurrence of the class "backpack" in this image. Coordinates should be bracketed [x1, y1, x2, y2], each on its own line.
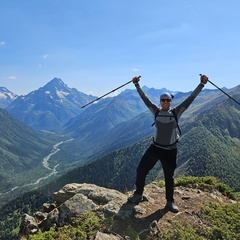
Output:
[151, 108, 182, 136]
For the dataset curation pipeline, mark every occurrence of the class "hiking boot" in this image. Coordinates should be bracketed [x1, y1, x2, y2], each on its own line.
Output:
[165, 201, 179, 213]
[128, 193, 143, 203]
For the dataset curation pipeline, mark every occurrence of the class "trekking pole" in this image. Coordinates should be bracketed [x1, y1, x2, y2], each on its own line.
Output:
[81, 76, 141, 108]
[207, 78, 240, 106]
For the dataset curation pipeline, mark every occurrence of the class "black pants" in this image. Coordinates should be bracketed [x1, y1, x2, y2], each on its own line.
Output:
[135, 144, 177, 202]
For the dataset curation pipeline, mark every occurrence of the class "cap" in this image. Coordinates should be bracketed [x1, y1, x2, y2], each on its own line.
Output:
[160, 92, 174, 100]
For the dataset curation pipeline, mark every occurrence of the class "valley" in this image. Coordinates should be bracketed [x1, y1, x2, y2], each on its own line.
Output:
[0, 137, 73, 205]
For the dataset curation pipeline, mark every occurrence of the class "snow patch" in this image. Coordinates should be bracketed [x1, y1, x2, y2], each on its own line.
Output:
[56, 90, 70, 99]
[0, 93, 7, 99]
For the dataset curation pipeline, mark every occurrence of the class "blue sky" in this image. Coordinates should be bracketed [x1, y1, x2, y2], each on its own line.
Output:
[1, 0, 240, 97]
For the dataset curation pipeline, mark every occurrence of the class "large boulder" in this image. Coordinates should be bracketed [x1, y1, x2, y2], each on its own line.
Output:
[19, 183, 135, 239]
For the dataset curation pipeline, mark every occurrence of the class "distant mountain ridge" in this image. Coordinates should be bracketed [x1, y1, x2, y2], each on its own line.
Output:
[0, 87, 18, 108]
[5, 78, 97, 130]
[2, 78, 239, 133]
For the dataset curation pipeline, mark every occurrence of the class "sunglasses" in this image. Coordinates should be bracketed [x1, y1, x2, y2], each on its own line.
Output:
[161, 99, 171, 102]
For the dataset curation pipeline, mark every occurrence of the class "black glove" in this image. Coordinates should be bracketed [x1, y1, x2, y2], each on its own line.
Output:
[199, 74, 208, 84]
[132, 76, 141, 85]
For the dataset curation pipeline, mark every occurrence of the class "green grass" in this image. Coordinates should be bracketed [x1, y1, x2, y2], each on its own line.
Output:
[174, 176, 236, 200]
[28, 212, 102, 240]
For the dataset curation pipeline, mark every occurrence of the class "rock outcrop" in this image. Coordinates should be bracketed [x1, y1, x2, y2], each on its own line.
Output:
[19, 183, 133, 239]
[18, 182, 236, 239]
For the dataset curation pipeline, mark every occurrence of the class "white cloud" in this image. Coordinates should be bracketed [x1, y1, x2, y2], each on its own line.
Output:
[8, 76, 17, 80]
[132, 68, 139, 72]
[43, 54, 49, 59]
[0, 41, 6, 46]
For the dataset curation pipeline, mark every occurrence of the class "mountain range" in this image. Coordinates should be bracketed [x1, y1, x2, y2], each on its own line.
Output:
[5, 78, 97, 130]
[0, 79, 240, 205]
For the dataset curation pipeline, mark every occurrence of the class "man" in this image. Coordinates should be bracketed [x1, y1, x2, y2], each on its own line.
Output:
[128, 74, 208, 213]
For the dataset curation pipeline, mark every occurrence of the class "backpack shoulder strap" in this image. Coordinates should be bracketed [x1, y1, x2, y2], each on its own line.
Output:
[151, 108, 160, 126]
[171, 108, 178, 122]
[171, 108, 182, 136]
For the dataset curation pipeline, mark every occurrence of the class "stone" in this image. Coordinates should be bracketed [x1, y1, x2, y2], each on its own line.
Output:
[95, 231, 123, 240]
[18, 214, 39, 239]
[42, 203, 56, 213]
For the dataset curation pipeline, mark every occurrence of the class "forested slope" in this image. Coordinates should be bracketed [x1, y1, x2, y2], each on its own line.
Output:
[177, 94, 240, 191]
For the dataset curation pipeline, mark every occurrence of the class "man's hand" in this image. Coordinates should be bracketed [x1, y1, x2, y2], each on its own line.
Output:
[132, 76, 141, 84]
[199, 74, 208, 84]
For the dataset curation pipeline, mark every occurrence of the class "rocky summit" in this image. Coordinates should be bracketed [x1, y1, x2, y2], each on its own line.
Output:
[18, 181, 237, 240]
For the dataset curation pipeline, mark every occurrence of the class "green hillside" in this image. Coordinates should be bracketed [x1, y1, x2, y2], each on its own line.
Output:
[0, 109, 59, 204]
[177, 95, 240, 191]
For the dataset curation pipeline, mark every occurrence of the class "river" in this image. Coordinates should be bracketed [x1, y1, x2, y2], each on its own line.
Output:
[0, 138, 73, 195]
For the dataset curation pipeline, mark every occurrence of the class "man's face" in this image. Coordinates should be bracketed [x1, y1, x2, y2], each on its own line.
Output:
[160, 98, 171, 110]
